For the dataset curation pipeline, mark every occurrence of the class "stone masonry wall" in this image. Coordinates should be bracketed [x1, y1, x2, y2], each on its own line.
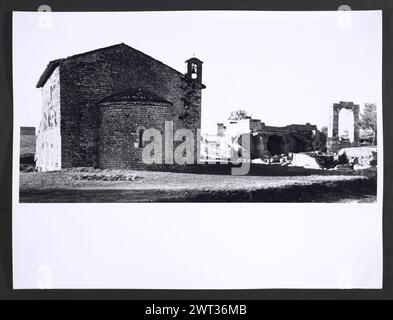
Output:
[59, 44, 202, 168]
[36, 67, 61, 171]
[97, 101, 173, 169]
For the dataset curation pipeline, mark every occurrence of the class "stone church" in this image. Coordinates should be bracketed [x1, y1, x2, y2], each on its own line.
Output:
[35, 43, 205, 171]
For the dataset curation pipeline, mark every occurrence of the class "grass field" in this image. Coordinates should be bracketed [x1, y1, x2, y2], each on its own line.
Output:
[19, 166, 377, 203]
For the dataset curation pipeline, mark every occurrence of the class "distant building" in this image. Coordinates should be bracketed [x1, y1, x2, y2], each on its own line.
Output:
[20, 126, 36, 167]
[35, 43, 205, 172]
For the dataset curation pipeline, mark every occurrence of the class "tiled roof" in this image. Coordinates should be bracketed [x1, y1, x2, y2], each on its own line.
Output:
[36, 59, 63, 88]
[36, 43, 188, 88]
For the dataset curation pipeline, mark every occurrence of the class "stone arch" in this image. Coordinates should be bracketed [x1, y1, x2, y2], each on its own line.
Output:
[338, 108, 355, 142]
[267, 134, 286, 156]
[327, 101, 360, 153]
[289, 135, 306, 153]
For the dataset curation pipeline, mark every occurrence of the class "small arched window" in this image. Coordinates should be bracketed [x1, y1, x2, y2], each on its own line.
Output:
[137, 128, 145, 148]
[191, 63, 198, 79]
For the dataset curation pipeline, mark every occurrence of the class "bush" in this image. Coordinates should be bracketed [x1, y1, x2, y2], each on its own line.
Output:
[315, 155, 335, 169]
[338, 152, 349, 164]
[20, 164, 35, 172]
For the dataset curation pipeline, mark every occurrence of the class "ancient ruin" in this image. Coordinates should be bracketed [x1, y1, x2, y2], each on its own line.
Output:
[327, 101, 360, 153]
[201, 118, 323, 161]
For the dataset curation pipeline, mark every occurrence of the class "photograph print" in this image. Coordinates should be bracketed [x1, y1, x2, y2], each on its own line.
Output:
[15, 10, 381, 203]
[11, 9, 383, 290]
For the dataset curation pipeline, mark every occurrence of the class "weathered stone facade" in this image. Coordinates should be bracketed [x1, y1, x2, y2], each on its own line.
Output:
[36, 43, 205, 171]
[327, 101, 360, 153]
[256, 122, 321, 156]
[35, 67, 61, 171]
[202, 118, 321, 160]
[97, 92, 173, 169]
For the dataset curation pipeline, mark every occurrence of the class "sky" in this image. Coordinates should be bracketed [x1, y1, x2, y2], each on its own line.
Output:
[13, 11, 382, 133]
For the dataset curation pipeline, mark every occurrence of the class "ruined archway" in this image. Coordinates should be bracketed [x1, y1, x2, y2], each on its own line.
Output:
[289, 135, 306, 153]
[267, 135, 286, 156]
[327, 101, 360, 153]
[338, 108, 355, 142]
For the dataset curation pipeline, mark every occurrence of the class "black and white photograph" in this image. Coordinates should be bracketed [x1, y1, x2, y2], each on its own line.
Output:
[16, 11, 380, 203]
[12, 10, 383, 289]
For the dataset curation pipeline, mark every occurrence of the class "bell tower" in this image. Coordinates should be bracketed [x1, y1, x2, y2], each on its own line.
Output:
[185, 57, 203, 84]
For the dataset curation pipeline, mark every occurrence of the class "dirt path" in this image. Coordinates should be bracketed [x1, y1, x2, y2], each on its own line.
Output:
[19, 173, 376, 203]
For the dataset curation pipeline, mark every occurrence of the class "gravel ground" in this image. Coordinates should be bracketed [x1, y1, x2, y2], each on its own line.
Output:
[19, 167, 377, 203]
[20, 168, 369, 191]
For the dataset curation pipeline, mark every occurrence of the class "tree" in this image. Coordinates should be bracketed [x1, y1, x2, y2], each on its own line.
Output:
[228, 109, 250, 120]
[314, 126, 328, 153]
[320, 126, 328, 135]
[338, 151, 349, 164]
[359, 103, 377, 145]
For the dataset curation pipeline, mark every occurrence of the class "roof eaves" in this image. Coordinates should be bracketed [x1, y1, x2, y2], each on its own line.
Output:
[36, 59, 62, 88]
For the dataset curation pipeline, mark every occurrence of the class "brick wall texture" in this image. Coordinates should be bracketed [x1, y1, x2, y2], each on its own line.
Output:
[97, 101, 173, 169]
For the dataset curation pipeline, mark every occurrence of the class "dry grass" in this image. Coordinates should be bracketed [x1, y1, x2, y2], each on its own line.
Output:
[20, 167, 370, 192]
[19, 166, 377, 202]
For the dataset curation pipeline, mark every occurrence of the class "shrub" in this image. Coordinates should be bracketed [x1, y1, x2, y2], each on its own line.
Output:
[338, 152, 349, 164]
